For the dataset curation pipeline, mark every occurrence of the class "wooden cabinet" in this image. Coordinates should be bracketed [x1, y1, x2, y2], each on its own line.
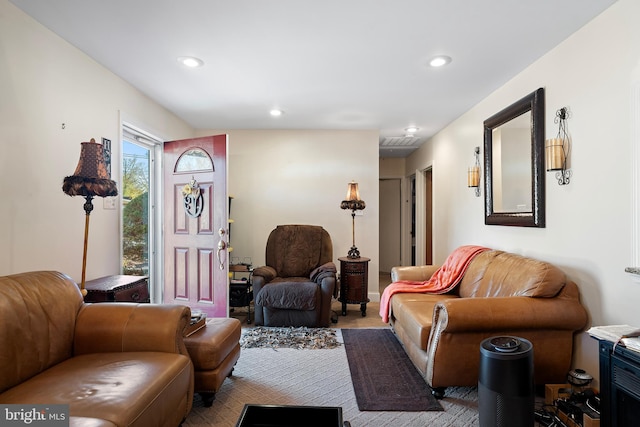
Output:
[338, 257, 370, 317]
[84, 275, 150, 303]
[598, 340, 640, 427]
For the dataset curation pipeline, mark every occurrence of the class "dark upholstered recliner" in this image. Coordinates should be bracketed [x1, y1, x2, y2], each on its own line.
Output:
[252, 225, 337, 327]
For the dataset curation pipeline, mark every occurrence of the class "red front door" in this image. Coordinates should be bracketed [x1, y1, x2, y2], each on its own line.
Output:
[163, 135, 228, 317]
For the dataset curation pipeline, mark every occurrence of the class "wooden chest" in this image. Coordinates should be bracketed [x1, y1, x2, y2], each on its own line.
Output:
[84, 275, 150, 303]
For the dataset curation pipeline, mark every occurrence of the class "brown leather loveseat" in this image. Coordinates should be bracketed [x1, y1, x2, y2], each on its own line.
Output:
[389, 249, 588, 398]
[0, 271, 194, 427]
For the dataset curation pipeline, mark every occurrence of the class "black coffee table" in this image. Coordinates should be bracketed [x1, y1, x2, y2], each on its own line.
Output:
[235, 404, 350, 427]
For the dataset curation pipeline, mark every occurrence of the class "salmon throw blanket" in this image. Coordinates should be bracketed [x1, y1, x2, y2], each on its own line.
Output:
[379, 245, 490, 323]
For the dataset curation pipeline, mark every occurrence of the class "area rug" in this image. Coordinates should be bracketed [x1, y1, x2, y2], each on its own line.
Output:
[183, 343, 479, 427]
[240, 326, 341, 349]
[342, 328, 443, 411]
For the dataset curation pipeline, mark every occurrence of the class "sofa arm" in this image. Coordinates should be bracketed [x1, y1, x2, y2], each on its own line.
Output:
[74, 303, 191, 356]
[426, 295, 588, 388]
[391, 265, 440, 282]
[433, 296, 588, 333]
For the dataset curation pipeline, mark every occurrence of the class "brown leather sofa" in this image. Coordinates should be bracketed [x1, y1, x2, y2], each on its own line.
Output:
[0, 271, 194, 427]
[389, 249, 588, 398]
[252, 225, 337, 327]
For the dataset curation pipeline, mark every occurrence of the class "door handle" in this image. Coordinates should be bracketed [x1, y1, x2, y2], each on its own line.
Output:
[217, 228, 227, 270]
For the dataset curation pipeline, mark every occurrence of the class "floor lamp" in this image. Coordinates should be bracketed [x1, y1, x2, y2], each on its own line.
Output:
[62, 138, 118, 296]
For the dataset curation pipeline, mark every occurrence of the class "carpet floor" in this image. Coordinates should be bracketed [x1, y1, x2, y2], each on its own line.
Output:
[183, 329, 479, 427]
[342, 328, 443, 412]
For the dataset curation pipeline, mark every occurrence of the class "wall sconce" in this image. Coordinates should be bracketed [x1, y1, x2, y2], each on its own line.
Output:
[468, 146, 481, 197]
[545, 107, 572, 185]
[340, 181, 366, 259]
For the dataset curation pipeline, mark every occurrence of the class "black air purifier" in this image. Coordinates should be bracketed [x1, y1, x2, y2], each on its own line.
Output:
[479, 336, 534, 427]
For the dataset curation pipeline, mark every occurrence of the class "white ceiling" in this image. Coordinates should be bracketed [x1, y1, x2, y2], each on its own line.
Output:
[10, 0, 616, 157]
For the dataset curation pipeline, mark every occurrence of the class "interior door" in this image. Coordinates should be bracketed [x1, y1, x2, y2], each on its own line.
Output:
[163, 135, 228, 317]
[379, 178, 401, 272]
[425, 169, 433, 265]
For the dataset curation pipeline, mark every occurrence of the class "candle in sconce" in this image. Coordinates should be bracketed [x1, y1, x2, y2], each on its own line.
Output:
[468, 166, 480, 187]
[545, 138, 565, 171]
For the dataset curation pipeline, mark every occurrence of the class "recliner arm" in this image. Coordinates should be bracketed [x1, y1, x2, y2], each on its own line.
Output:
[319, 276, 336, 300]
[252, 265, 277, 283]
[318, 276, 336, 325]
[310, 262, 337, 284]
[252, 266, 277, 304]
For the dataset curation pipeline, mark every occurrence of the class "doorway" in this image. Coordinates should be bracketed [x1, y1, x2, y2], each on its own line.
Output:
[121, 124, 161, 299]
[410, 168, 433, 266]
[425, 168, 433, 265]
[163, 135, 229, 318]
[379, 178, 401, 272]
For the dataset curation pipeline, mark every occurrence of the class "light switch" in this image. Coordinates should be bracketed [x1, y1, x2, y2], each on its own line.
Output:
[103, 197, 117, 210]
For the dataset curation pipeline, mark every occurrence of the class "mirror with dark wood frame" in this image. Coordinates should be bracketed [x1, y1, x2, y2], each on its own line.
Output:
[483, 88, 545, 227]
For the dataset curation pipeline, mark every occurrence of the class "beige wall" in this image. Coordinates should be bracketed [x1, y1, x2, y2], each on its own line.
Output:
[0, 1, 194, 280]
[379, 157, 406, 178]
[405, 0, 640, 385]
[196, 129, 381, 300]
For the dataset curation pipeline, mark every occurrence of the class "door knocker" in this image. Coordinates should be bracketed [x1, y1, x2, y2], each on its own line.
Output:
[182, 177, 204, 218]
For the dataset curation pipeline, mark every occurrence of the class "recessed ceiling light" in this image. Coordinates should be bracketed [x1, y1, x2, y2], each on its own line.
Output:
[270, 109, 283, 117]
[405, 127, 419, 134]
[177, 56, 204, 68]
[429, 56, 452, 67]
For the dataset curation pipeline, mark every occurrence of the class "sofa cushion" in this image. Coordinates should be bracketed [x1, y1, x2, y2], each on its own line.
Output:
[458, 250, 566, 298]
[255, 280, 319, 310]
[0, 352, 192, 427]
[391, 293, 458, 350]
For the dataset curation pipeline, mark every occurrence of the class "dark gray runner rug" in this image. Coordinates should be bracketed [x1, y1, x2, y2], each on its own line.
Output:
[342, 328, 444, 412]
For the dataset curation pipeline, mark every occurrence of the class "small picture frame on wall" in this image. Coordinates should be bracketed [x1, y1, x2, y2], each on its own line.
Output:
[102, 138, 111, 178]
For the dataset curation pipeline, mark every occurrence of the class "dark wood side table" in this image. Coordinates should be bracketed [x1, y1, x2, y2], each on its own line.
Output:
[338, 257, 370, 317]
[84, 275, 150, 303]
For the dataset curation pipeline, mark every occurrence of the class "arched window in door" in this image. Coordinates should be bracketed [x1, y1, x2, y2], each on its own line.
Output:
[175, 148, 213, 173]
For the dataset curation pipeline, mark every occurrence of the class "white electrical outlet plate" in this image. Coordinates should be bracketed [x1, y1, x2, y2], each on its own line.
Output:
[103, 197, 117, 210]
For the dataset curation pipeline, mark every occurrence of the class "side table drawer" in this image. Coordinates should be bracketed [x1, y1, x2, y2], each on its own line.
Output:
[342, 262, 366, 274]
[85, 275, 150, 303]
